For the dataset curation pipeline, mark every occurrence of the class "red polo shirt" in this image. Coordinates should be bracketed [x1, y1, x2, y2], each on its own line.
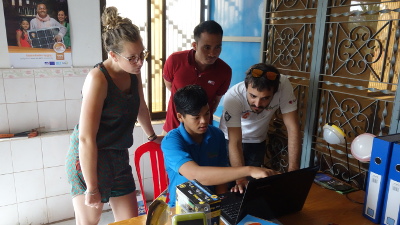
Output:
[163, 49, 232, 132]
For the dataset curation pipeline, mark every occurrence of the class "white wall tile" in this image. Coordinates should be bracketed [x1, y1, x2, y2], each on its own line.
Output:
[130, 156, 138, 182]
[153, 124, 163, 135]
[7, 102, 39, 134]
[35, 70, 65, 101]
[134, 180, 140, 193]
[0, 142, 13, 175]
[143, 178, 155, 201]
[18, 198, 48, 225]
[130, 123, 163, 156]
[103, 202, 111, 210]
[0, 74, 5, 104]
[14, 170, 46, 203]
[37, 101, 67, 132]
[130, 156, 143, 203]
[47, 194, 74, 223]
[0, 63, 164, 223]
[134, 153, 154, 201]
[64, 74, 85, 100]
[131, 153, 146, 199]
[142, 152, 152, 179]
[11, 138, 43, 172]
[44, 166, 69, 197]
[130, 127, 144, 155]
[3, 70, 36, 103]
[0, 104, 9, 134]
[0, 174, 17, 206]
[135, 153, 148, 181]
[128, 144, 135, 158]
[42, 135, 70, 168]
[0, 204, 19, 225]
[65, 99, 81, 130]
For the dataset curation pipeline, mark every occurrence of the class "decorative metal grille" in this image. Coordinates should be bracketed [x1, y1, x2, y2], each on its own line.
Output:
[164, 0, 201, 109]
[264, 0, 317, 173]
[263, 0, 400, 189]
[105, 0, 149, 101]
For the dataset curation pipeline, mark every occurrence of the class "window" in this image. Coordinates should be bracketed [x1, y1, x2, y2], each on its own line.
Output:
[102, 0, 207, 119]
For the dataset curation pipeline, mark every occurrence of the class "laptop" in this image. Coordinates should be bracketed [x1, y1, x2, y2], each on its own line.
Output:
[219, 165, 319, 225]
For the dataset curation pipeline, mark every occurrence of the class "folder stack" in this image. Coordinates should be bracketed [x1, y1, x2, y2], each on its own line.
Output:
[362, 133, 400, 224]
[381, 143, 400, 225]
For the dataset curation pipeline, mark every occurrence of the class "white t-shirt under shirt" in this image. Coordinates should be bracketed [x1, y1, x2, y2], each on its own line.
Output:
[219, 75, 297, 143]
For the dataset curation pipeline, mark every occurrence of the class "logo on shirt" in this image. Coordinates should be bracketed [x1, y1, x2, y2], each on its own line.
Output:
[289, 98, 297, 104]
[242, 112, 250, 119]
[208, 80, 215, 85]
[224, 111, 231, 121]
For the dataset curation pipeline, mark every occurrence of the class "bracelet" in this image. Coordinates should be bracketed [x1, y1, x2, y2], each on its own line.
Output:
[147, 133, 157, 141]
[84, 188, 99, 195]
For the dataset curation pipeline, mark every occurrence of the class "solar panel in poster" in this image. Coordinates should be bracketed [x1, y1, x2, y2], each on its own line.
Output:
[28, 26, 62, 49]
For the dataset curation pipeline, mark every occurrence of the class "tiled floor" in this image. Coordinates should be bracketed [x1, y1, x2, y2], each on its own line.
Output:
[49, 210, 115, 225]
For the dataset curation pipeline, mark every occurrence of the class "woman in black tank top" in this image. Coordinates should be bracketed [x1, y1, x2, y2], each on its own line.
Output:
[66, 6, 163, 225]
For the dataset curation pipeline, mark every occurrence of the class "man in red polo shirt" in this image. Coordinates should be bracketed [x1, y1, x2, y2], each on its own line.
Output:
[162, 20, 232, 134]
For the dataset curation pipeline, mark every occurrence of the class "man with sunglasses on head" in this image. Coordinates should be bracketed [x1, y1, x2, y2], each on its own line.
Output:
[219, 63, 301, 193]
[162, 20, 232, 134]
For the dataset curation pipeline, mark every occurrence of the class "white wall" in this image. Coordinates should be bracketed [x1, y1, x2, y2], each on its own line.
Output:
[0, 0, 160, 224]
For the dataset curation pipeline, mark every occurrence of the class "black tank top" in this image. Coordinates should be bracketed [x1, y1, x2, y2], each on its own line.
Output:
[95, 62, 140, 149]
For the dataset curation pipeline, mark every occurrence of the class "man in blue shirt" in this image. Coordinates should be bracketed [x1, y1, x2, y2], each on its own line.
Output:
[161, 85, 278, 207]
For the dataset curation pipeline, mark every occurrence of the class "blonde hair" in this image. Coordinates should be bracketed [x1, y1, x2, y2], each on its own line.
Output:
[101, 6, 142, 53]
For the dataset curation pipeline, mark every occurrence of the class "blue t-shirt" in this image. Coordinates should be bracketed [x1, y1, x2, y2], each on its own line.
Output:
[161, 123, 228, 207]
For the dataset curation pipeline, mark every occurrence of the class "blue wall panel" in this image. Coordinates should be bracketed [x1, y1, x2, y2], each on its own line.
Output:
[210, 0, 264, 37]
[210, 0, 264, 124]
[220, 41, 261, 87]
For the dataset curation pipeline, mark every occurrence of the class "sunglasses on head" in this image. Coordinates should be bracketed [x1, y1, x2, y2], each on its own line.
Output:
[250, 68, 278, 81]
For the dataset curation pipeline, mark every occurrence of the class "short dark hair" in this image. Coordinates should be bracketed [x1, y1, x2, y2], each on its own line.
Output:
[193, 20, 223, 42]
[19, 17, 30, 39]
[174, 85, 208, 116]
[36, 2, 47, 8]
[244, 63, 281, 93]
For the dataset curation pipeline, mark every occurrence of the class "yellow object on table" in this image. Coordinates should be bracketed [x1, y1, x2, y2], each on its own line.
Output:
[108, 215, 147, 225]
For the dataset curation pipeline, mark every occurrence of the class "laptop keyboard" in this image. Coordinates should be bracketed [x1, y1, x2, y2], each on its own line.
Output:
[222, 201, 241, 219]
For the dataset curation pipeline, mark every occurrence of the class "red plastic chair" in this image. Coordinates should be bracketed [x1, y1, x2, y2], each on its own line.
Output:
[134, 141, 168, 213]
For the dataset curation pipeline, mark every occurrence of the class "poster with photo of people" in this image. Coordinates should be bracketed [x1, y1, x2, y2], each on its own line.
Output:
[2, 0, 72, 68]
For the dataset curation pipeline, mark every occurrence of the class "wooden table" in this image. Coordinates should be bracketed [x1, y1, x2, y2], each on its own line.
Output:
[277, 183, 375, 225]
[109, 183, 375, 225]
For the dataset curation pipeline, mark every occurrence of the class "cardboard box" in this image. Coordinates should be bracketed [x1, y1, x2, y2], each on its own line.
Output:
[136, 190, 146, 216]
[176, 180, 221, 225]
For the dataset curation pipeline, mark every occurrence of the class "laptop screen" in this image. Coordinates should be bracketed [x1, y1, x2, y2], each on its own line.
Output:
[221, 165, 319, 224]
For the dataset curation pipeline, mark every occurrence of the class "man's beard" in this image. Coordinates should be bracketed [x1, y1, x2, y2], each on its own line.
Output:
[247, 100, 267, 114]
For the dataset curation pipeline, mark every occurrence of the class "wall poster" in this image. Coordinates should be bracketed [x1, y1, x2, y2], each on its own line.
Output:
[3, 0, 72, 68]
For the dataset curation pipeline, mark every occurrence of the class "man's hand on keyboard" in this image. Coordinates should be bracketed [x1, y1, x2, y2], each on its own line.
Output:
[230, 177, 248, 193]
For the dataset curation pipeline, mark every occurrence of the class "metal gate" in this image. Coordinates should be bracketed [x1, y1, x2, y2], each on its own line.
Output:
[263, 0, 400, 189]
